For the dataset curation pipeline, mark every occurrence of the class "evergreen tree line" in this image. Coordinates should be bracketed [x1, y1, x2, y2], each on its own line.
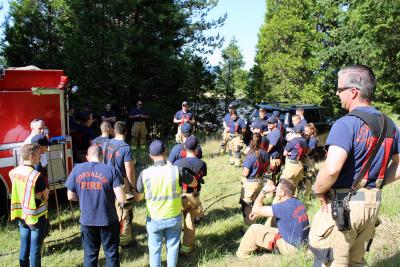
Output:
[0, 0, 226, 136]
[247, 0, 400, 114]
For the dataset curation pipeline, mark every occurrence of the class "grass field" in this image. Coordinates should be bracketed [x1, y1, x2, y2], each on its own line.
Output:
[1, 139, 400, 267]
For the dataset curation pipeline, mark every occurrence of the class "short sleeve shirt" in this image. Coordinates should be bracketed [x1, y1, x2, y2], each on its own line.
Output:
[285, 137, 307, 160]
[229, 118, 246, 133]
[326, 106, 400, 188]
[92, 136, 109, 147]
[267, 128, 282, 158]
[307, 137, 318, 150]
[299, 118, 307, 132]
[65, 162, 123, 226]
[129, 108, 148, 122]
[174, 157, 207, 192]
[272, 198, 309, 247]
[168, 142, 203, 164]
[243, 150, 270, 178]
[223, 113, 231, 125]
[101, 139, 133, 178]
[174, 110, 194, 124]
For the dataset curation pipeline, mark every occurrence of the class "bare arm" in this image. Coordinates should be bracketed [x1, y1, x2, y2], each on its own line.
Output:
[251, 189, 274, 218]
[124, 160, 136, 187]
[383, 154, 400, 185]
[314, 145, 347, 212]
[242, 167, 250, 177]
[283, 150, 289, 157]
[173, 117, 182, 124]
[109, 116, 116, 123]
[42, 188, 49, 201]
[223, 121, 229, 131]
[67, 190, 78, 201]
[267, 144, 273, 153]
[113, 186, 126, 205]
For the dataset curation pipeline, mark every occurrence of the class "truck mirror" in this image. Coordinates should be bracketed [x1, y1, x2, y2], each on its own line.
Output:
[0, 65, 4, 80]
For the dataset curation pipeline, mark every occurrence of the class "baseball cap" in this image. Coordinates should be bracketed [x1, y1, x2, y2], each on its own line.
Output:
[267, 117, 277, 124]
[182, 101, 189, 106]
[228, 103, 235, 109]
[184, 136, 198, 150]
[181, 122, 192, 135]
[31, 134, 49, 146]
[149, 140, 166, 156]
[272, 110, 280, 117]
[293, 125, 302, 133]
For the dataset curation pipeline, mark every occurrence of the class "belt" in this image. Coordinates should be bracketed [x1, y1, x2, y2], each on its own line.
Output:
[330, 189, 381, 202]
[182, 192, 200, 198]
[245, 177, 261, 182]
[286, 159, 301, 164]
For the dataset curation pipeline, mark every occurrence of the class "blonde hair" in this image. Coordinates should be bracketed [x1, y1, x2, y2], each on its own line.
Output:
[21, 144, 40, 160]
[305, 123, 318, 137]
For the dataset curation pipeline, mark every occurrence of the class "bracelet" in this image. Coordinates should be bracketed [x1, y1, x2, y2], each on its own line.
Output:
[261, 189, 268, 194]
[312, 185, 325, 197]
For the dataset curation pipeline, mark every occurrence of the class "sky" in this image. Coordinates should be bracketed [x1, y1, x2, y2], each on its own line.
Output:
[205, 0, 266, 70]
[0, 0, 266, 70]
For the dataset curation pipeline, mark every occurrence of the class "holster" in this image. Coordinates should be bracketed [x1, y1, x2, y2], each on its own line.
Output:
[330, 194, 351, 231]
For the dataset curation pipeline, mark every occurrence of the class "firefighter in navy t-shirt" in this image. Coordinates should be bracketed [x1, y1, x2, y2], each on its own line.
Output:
[240, 133, 270, 226]
[310, 65, 400, 266]
[102, 121, 136, 246]
[266, 117, 283, 184]
[236, 178, 309, 258]
[281, 125, 307, 188]
[128, 100, 149, 149]
[65, 145, 126, 267]
[168, 123, 202, 164]
[173, 136, 207, 255]
[92, 121, 112, 147]
[173, 101, 196, 143]
[227, 110, 246, 167]
[220, 103, 236, 154]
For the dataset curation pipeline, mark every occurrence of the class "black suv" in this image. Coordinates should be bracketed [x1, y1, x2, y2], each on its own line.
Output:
[249, 102, 334, 131]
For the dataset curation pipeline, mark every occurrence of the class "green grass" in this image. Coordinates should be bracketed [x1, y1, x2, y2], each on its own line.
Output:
[1, 139, 400, 266]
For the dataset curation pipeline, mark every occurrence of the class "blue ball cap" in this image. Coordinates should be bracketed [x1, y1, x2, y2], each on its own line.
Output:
[293, 125, 302, 133]
[184, 136, 198, 150]
[181, 122, 192, 135]
[149, 140, 166, 156]
[267, 117, 277, 124]
[31, 134, 49, 146]
[272, 110, 280, 117]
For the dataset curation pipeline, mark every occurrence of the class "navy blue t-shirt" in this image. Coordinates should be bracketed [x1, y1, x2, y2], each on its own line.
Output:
[174, 110, 194, 124]
[65, 162, 123, 226]
[223, 113, 231, 125]
[168, 141, 203, 164]
[92, 136, 110, 146]
[229, 118, 246, 134]
[272, 198, 309, 247]
[101, 139, 133, 178]
[326, 106, 400, 189]
[129, 108, 148, 122]
[243, 150, 270, 178]
[174, 157, 207, 193]
[267, 128, 282, 158]
[285, 137, 307, 160]
[307, 137, 318, 151]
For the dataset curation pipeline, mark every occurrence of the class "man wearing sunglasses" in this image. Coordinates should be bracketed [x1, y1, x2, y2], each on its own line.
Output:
[309, 65, 400, 266]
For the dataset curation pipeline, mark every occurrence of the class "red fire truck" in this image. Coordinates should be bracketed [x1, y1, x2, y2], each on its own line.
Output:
[0, 67, 74, 218]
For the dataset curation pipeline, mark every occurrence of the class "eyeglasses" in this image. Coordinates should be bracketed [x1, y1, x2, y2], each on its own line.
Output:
[336, 87, 359, 93]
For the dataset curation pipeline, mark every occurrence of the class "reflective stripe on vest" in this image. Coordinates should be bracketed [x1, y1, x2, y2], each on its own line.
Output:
[10, 166, 47, 224]
[143, 164, 182, 219]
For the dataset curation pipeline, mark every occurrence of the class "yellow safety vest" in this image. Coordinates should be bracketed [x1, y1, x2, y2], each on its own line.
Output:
[142, 163, 182, 219]
[10, 165, 48, 225]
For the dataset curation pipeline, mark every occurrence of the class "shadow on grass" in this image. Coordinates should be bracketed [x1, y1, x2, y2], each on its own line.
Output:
[200, 207, 241, 226]
[374, 252, 400, 267]
[178, 223, 243, 267]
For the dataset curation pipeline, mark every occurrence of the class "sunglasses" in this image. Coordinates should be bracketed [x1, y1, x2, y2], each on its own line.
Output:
[336, 87, 360, 93]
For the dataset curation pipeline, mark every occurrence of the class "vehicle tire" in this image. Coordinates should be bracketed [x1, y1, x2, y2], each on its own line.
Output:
[0, 181, 9, 220]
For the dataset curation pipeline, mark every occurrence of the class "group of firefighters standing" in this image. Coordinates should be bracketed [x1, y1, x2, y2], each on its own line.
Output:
[8, 64, 400, 267]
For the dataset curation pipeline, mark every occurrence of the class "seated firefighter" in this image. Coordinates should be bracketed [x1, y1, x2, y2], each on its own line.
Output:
[236, 179, 309, 259]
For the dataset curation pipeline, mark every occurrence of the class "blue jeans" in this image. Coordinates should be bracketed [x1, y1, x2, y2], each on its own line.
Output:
[146, 215, 182, 267]
[80, 221, 120, 267]
[19, 216, 49, 267]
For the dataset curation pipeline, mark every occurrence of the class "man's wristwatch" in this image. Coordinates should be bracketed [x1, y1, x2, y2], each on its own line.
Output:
[261, 189, 268, 194]
[312, 184, 325, 197]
